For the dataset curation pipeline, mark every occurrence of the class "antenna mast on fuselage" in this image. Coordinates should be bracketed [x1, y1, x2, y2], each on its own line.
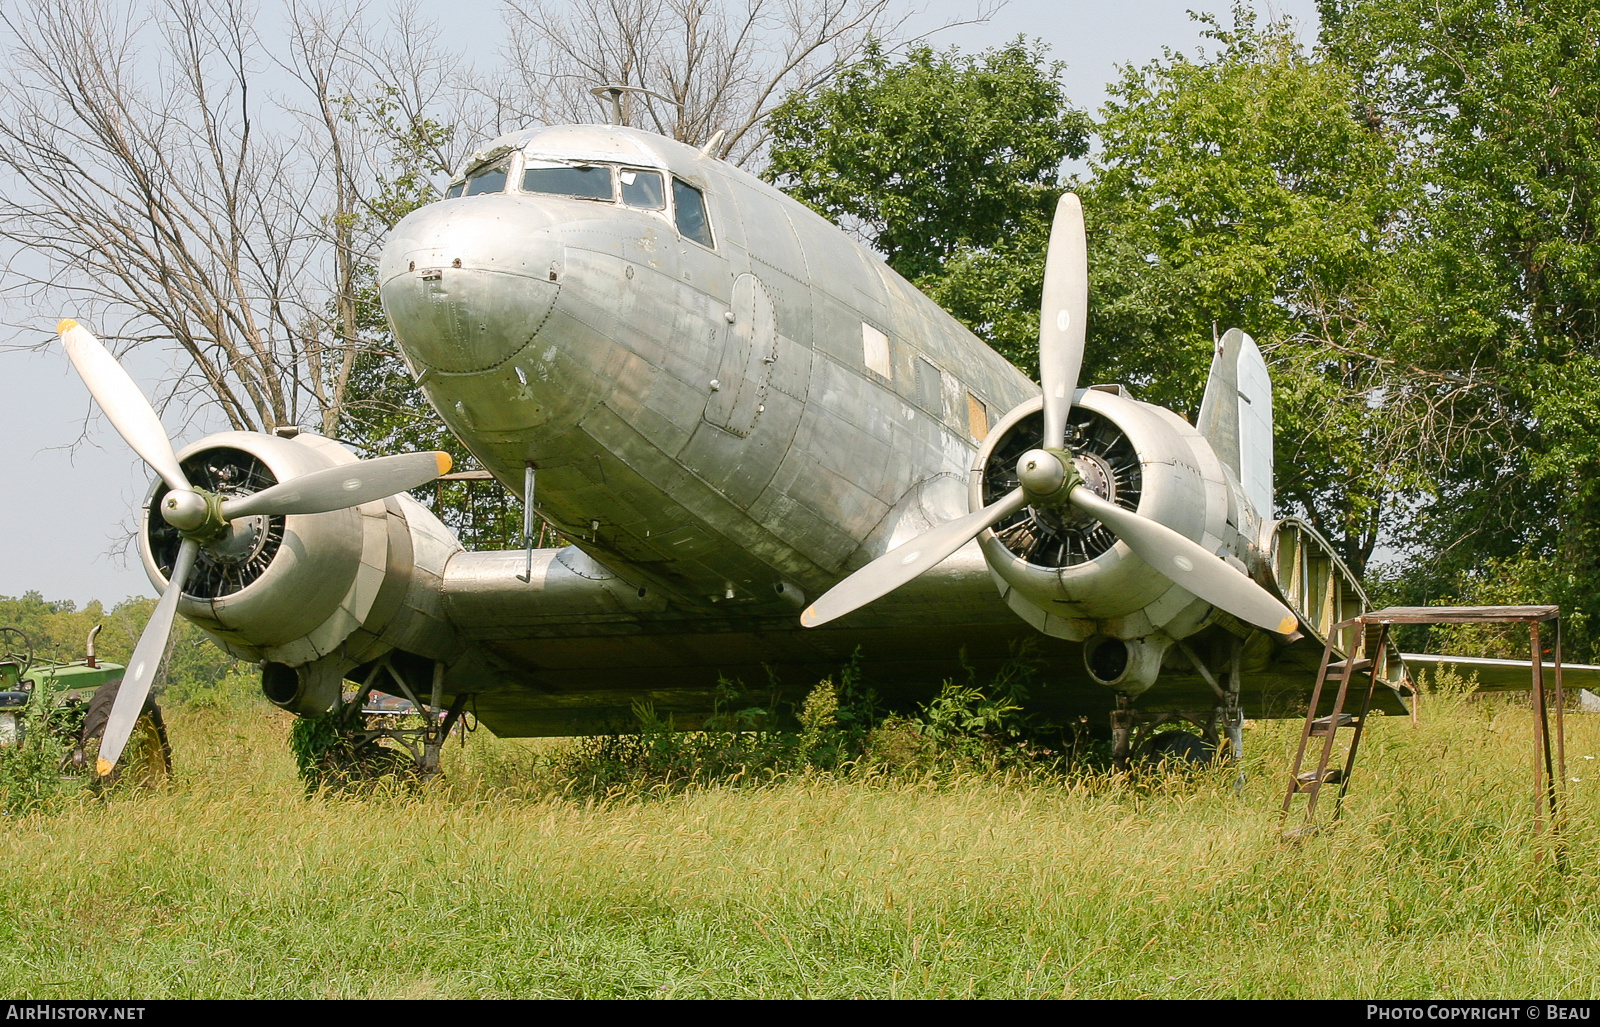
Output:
[589, 84, 681, 129]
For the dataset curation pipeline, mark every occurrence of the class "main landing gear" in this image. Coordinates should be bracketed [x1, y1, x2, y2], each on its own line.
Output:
[1110, 638, 1247, 791]
[294, 653, 472, 787]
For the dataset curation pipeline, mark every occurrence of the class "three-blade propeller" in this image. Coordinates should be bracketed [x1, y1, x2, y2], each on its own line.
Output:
[800, 196, 1298, 637]
[57, 319, 452, 776]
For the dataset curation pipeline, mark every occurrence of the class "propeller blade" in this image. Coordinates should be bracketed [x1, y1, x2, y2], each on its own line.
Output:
[802, 488, 1029, 628]
[1039, 193, 1089, 449]
[1069, 487, 1298, 634]
[219, 451, 452, 520]
[58, 320, 191, 493]
[95, 537, 199, 776]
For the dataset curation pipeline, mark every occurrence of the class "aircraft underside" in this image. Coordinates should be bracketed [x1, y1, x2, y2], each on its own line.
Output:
[442, 547, 1408, 737]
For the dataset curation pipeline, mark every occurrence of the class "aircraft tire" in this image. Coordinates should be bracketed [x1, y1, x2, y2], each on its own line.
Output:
[1139, 729, 1215, 767]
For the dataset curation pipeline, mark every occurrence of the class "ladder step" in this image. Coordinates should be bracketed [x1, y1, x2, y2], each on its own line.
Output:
[1294, 767, 1344, 789]
[1309, 712, 1358, 736]
[1284, 633, 1374, 819]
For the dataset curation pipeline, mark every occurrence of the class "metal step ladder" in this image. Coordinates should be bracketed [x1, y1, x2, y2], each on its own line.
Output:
[1281, 618, 1393, 832]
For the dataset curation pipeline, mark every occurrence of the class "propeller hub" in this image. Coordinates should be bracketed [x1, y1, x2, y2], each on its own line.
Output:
[157, 485, 229, 542]
[207, 514, 270, 566]
[1016, 448, 1079, 505]
[1062, 452, 1116, 527]
[160, 489, 209, 531]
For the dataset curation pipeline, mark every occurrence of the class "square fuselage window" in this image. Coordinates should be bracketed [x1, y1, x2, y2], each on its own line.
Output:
[966, 392, 990, 441]
[863, 323, 891, 379]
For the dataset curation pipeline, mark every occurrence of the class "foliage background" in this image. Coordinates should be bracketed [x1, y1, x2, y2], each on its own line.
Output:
[12, 0, 1600, 662]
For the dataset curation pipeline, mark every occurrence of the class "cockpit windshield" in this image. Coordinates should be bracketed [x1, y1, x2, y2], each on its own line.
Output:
[462, 157, 511, 196]
[619, 169, 665, 210]
[444, 148, 712, 248]
[522, 163, 615, 201]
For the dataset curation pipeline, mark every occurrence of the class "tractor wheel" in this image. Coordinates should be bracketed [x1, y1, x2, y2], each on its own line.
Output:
[78, 676, 173, 788]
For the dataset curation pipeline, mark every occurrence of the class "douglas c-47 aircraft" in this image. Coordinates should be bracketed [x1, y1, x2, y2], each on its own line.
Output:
[60, 122, 1570, 777]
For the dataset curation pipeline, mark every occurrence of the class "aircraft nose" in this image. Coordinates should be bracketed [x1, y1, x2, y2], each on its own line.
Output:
[379, 197, 565, 373]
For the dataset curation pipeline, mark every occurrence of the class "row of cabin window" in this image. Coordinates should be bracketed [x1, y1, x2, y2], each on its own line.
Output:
[863, 321, 990, 441]
[449, 157, 986, 435]
[444, 157, 714, 249]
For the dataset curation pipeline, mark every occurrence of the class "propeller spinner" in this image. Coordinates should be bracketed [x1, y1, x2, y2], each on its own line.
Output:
[799, 196, 1298, 638]
[56, 319, 452, 776]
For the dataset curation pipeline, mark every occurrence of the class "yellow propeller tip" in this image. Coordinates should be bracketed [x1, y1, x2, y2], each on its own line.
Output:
[95, 756, 112, 777]
[435, 452, 452, 475]
[57, 318, 80, 335]
[1278, 615, 1299, 634]
[800, 606, 818, 628]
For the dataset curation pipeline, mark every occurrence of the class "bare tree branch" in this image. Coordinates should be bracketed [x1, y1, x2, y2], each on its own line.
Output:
[489, 0, 944, 167]
[0, 0, 476, 440]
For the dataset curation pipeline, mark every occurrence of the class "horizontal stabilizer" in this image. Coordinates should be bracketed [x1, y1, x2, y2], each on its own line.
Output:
[1402, 652, 1600, 692]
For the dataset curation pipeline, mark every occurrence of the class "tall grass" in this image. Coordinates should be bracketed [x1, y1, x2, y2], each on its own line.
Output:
[0, 681, 1596, 998]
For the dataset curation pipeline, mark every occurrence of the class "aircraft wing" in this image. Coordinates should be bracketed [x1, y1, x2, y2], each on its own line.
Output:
[432, 543, 1414, 735]
[1401, 653, 1600, 692]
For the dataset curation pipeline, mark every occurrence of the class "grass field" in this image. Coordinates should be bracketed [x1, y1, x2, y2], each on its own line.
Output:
[2, 684, 1598, 999]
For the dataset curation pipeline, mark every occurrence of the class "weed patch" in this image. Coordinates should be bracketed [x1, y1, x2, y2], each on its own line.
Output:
[537, 647, 1071, 795]
[0, 686, 73, 817]
[9, 662, 1596, 998]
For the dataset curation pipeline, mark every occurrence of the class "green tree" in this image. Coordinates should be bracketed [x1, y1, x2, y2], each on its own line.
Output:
[1085, 9, 1419, 575]
[765, 38, 1091, 369]
[1321, 0, 1600, 655]
[0, 592, 253, 705]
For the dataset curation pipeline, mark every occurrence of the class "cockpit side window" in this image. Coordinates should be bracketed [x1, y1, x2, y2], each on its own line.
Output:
[444, 180, 465, 199]
[463, 157, 511, 196]
[522, 163, 616, 201]
[672, 178, 714, 247]
[619, 168, 665, 210]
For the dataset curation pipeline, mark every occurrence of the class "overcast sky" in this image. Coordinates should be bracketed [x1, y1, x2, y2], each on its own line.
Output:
[0, 0, 1321, 607]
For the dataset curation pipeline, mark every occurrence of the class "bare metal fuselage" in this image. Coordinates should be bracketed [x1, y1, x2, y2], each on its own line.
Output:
[362, 125, 1355, 734]
[380, 126, 1030, 605]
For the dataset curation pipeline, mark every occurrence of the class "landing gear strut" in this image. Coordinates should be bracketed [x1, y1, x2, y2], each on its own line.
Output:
[297, 654, 472, 787]
[1110, 638, 1246, 791]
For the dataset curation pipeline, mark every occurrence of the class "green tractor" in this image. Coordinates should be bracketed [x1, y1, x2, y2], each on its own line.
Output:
[0, 625, 173, 782]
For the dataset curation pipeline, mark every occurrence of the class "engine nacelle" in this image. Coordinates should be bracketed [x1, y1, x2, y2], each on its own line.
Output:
[970, 390, 1259, 694]
[139, 431, 463, 712]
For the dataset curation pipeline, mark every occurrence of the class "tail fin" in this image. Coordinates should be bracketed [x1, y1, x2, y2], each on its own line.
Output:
[1197, 328, 1274, 519]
